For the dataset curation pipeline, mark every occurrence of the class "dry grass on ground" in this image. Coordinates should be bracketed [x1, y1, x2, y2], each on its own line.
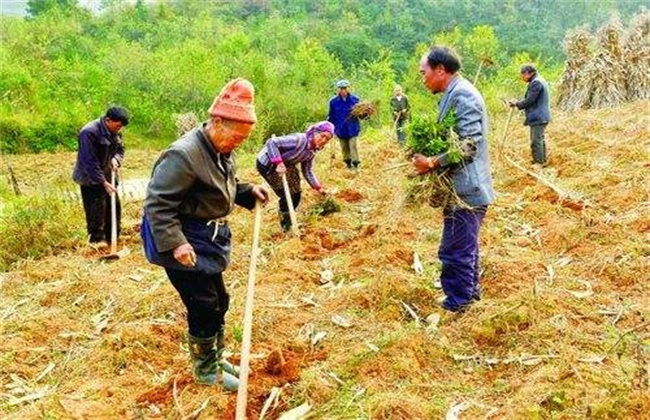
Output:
[1, 102, 649, 419]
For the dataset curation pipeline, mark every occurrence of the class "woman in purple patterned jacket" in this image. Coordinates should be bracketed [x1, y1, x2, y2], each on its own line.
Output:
[256, 121, 335, 232]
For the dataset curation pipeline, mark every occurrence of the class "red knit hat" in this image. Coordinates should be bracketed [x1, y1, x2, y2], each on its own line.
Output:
[208, 78, 257, 123]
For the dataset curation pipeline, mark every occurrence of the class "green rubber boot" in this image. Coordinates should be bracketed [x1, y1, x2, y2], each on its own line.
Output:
[188, 334, 238, 391]
[279, 211, 292, 233]
[216, 330, 240, 377]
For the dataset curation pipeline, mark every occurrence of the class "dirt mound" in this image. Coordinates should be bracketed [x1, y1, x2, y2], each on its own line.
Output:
[336, 188, 364, 202]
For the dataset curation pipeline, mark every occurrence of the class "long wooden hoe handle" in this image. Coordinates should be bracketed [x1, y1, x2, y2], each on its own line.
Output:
[498, 106, 570, 198]
[280, 173, 299, 236]
[110, 169, 117, 255]
[235, 201, 263, 420]
[499, 106, 516, 156]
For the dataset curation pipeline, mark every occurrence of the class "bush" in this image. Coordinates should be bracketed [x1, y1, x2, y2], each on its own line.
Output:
[0, 116, 28, 153]
[0, 113, 83, 153]
[405, 110, 462, 209]
[0, 194, 85, 270]
[29, 118, 80, 152]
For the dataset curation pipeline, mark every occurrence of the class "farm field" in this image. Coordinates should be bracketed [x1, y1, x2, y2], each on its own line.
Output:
[1, 102, 648, 419]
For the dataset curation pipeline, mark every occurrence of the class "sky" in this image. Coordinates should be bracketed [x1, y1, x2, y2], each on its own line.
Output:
[1, 0, 28, 16]
[0, 0, 156, 16]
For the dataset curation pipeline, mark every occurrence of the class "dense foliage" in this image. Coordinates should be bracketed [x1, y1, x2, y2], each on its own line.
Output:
[0, 0, 645, 152]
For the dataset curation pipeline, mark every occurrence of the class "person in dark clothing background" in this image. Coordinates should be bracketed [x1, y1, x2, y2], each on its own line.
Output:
[508, 64, 552, 166]
[72, 106, 129, 245]
[390, 84, 410, 145]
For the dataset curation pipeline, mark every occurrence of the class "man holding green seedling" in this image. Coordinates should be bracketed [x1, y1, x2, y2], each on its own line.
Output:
[412, 46, 495, 313]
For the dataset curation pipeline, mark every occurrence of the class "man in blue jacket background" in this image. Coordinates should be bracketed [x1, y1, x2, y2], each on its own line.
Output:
[509, 64, 551, 166]
[72, 106, 129, 245]
[327, 79, 361, 171]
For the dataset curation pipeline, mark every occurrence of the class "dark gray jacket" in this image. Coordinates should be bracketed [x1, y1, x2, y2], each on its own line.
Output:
[144, 125, 255, 253]
[390, 95, 410, 122]
[436, 76, 495, 208]
[516, 75, 551, 126]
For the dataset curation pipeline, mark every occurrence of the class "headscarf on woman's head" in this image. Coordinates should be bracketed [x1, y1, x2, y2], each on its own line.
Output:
[305, 121, 335, 142]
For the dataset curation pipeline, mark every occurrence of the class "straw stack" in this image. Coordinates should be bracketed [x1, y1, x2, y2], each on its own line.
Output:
[173, 112, 199, 135]
[588, 14, 627, 109]
[624, 11, 650, 101]
[557, 11, 650, 111]
[557, 29, 594, 111]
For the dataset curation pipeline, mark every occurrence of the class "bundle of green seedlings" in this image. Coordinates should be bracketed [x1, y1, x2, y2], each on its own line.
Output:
[404, 110, 464, 208]
[308, 195, 341, 216]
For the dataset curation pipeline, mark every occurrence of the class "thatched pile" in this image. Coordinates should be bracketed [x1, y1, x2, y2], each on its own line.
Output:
[624, 12, 650, 101]
[557, 29, 594, 111]
[588, 15, 627, 109]
[557, 11, 650, 110]
[173, 112, 199, 135]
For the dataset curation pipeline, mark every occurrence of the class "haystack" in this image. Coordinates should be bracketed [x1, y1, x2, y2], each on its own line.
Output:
[557, 11, 650, 110]
[173, 112, 199, 135]
[587, 14, 627, 109]
[624, 11, 650, 101]
[557, 29, 594, 111]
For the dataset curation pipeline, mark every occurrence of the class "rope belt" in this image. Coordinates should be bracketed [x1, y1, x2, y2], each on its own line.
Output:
[206, 219, 228, 241]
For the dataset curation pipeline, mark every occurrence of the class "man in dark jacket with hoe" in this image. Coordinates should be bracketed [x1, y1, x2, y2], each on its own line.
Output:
[509, 64, 551, 166]
[328, 79, 362, 171]
[141, 78, 268, 391]
[72, 106, 129, 245]
[412, 46, 495, 313]
[390, 84, 410, 145]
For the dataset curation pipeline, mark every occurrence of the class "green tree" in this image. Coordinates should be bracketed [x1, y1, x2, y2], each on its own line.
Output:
[27, 0, 80, 17]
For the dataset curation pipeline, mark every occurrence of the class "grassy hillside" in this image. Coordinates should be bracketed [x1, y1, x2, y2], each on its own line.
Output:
[0, 102, 649, 418]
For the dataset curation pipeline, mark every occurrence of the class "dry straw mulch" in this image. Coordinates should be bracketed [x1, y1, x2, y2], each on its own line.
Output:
[350, 100, 378, 120]
[1, 101, 649, 418]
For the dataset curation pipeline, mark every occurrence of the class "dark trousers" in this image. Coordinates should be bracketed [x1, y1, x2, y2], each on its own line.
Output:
[165, 268, 230, 338]
[396, 118, 407, 145]
[530, 124, 548, 164]
[439, 206, 487, 309]
[256, 160, 302, 227]
[80, 184, 121, 243]
[275, 189, 302, 213]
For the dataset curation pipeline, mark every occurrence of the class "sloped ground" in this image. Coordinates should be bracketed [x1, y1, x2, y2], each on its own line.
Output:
[1, 102, 649, 419]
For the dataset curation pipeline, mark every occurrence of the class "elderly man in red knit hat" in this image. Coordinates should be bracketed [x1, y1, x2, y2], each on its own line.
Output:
[141, 78, 268, 391]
